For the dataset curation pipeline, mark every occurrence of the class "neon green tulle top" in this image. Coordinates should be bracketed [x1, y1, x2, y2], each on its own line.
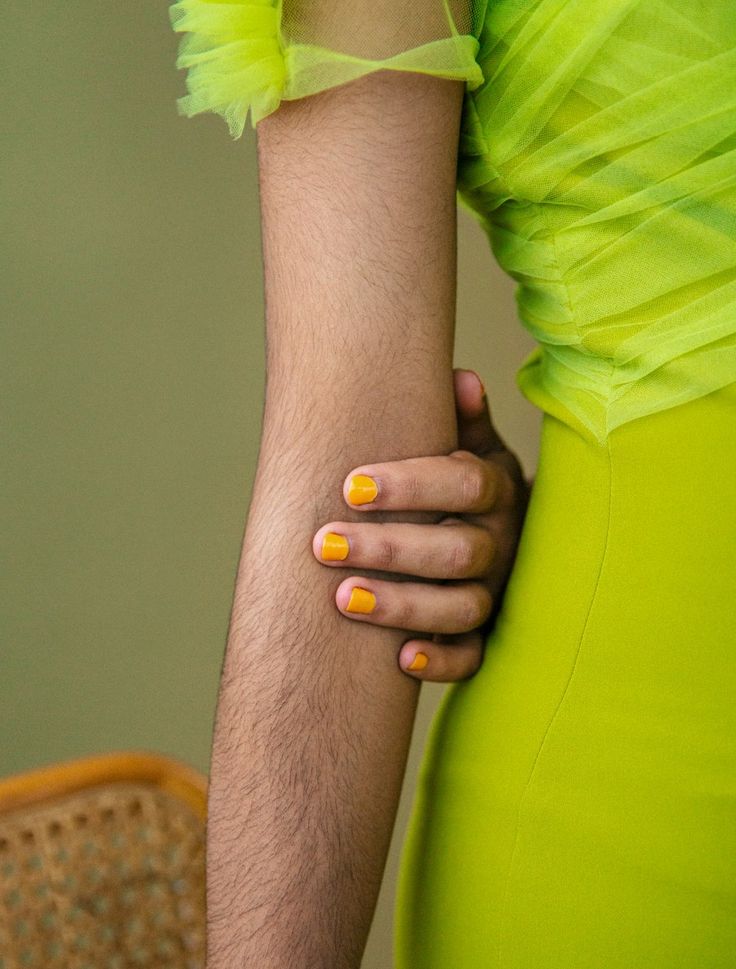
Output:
[169, 0, 736, 447]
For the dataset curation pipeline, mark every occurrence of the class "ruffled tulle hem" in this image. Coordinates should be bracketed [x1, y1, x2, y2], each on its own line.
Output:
[169, 0, 485, 139]
[169, 0, 286, 138]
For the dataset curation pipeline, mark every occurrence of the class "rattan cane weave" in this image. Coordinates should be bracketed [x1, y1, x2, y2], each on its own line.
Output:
[0, 751, 207, 969]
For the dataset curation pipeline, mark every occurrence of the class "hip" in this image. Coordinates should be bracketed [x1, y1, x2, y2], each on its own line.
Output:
[393, 382, 736, 967]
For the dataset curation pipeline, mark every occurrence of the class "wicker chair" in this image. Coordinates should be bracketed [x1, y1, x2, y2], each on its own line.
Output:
[0, 751, 207, 969]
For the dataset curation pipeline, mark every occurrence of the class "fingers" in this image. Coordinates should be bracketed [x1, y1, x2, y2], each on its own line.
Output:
[453, 369, 530, 505]
[453, 369, 506, 455]
[343, 450, 515, 515]
[398, 632, 484, 682]
[332, 575, 493, 636]
[313, 518, 495, 579]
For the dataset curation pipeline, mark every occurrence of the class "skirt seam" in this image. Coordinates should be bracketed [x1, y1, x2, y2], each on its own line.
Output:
[496, 435, 614, 968]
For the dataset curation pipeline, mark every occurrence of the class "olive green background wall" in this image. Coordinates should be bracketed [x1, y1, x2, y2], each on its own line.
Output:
[2, 3, 540, 964]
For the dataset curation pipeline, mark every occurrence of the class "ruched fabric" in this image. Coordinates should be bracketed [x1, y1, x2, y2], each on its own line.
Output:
[169, 0, 736, 446]
[457, 0, 736, 445]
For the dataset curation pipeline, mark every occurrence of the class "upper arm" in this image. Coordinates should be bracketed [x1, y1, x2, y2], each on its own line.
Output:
[255, 70, 465, 507]
[169, 0, 487, 513]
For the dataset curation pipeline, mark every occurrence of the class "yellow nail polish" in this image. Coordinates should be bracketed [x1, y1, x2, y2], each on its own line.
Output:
[407, 652, 428, 671]
[321, 532, 349, 561]
[346, 587, 376, 614]
[347, 474, 378, 505]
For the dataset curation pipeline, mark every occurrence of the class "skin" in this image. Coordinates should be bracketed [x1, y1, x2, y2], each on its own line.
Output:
[312, 367, 531, 682]
[205, 71, 526, 969]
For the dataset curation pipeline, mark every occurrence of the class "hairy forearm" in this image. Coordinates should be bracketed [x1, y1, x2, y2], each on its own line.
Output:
[205, 71, 465, 968]
[207, 437, 455, 968]
[207, 394, 459, 965]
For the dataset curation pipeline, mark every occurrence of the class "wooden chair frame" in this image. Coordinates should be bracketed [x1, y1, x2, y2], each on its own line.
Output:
[0, 751, 208, 820]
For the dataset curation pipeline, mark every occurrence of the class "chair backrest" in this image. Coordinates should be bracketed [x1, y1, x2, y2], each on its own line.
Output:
[0, 751, 207, 969]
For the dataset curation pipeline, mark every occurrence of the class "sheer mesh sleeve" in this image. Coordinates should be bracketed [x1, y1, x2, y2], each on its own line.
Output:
[169, 0, 488, 138]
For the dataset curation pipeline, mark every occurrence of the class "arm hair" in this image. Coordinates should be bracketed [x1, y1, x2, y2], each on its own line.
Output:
[206, 69, 465, 968]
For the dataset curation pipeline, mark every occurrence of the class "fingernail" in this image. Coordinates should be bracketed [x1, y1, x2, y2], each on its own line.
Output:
[475, 372, 485, 397]
[345, 587, 376, 613]
[407, 652, 428, 671]
[321, 532, 349, 560]
[347, 475, 378, 505]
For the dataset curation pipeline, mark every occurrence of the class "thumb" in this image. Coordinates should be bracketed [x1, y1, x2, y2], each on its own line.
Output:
[453, 368, 505, 455]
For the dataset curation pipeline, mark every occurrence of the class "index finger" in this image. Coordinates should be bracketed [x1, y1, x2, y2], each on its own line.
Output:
[343, 451, 503, 513]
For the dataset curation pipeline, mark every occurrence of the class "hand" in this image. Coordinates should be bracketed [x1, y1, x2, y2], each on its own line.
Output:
[311, 369, 533, 682]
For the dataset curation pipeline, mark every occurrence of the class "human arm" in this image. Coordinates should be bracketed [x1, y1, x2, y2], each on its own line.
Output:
[206, 72, 470, 968]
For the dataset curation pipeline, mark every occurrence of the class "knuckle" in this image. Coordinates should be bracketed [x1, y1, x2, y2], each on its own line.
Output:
[460, 600, 480, 632]
[403, 470, 422, 507]
[394, 594, 418, 631]
[451, 449, 477, 464]
[464, 649, 484, 680]
[478, 586, 494, 623]
[447, 537, 475, 578]
[375, 536, 397, 571]
[457, 455, 495, 509]
[460, 463, 486, 508]
[461, 587, 492, 631]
